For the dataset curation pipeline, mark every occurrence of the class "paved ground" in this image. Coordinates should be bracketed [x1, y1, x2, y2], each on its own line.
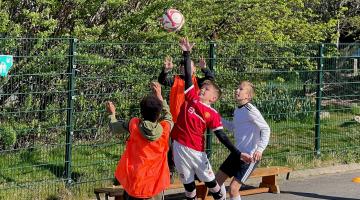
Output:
[165, 164, 360, 200]
[244, 169, 360, 200]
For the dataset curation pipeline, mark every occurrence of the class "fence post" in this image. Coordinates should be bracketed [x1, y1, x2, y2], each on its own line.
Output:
[65, 38, 76, 186]
[314, 43, 324, 157]
[206, 41, 216, 160]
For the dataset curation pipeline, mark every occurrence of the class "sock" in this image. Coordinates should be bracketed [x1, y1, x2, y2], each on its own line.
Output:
[230, 195, 241, 200]
[220, 184, 226, 199]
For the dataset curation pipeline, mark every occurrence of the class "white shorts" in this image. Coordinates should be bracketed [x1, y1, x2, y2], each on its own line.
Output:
[172, 140, 215, 184]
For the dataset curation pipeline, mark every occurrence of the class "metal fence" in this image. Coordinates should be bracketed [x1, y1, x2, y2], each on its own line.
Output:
[0, 38, 359, 199]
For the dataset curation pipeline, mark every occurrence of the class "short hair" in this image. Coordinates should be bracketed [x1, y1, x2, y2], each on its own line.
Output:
[241, 81, 255, 99]
[202, 80, 222, 99]
[140, 95, 163, 122]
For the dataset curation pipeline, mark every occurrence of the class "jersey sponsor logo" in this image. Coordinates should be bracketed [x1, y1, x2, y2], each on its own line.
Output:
[204, 112, 210, 119]
[188, 106, 205, 123]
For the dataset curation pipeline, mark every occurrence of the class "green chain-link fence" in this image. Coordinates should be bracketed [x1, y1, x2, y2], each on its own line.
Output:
[0, 38, 359, 199]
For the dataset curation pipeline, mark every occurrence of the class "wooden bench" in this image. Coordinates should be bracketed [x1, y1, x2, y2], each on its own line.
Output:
[94, 180, 208, 200]
[197, 166, 292, 199]
[94, 166, 291, 200]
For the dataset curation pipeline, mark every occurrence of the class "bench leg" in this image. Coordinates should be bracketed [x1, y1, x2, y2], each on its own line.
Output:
[196, 184, 210, 200]
[259, 175, 280, 194]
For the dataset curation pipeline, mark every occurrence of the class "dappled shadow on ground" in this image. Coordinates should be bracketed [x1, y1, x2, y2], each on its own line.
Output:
[340, 121, 358, 127]
[36, 163, 82, 182]
[281, 191, 360, 200]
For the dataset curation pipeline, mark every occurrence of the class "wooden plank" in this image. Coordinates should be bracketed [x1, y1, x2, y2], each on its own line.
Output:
[240, 187, 270, 196]
[250, 166, 292, 178]
[94, 187, 124, 197]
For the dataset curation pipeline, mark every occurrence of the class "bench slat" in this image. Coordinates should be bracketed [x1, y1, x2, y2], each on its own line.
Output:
[250, 166, 292, 178]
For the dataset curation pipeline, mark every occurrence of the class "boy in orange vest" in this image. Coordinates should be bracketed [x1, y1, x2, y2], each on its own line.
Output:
[105, 82, 173, 200]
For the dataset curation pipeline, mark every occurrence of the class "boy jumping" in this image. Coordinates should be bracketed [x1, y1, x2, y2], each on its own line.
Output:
[171, 37, 252, 200]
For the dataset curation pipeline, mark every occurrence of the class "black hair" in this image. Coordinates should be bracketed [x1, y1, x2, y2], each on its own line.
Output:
[140, 95, 163, 122]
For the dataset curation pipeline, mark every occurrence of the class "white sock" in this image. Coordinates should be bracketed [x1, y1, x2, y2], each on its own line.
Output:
[230, 196, 241, 200]
[220, 184, 226, 200]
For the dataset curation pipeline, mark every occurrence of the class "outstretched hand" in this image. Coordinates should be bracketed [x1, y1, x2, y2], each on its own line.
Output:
[198, 56, 206, 69]
[150, 81, 163, 102]
[105, 101, 116, 115]
[179, 37, 195, 52]
[164, 56, 173, 72]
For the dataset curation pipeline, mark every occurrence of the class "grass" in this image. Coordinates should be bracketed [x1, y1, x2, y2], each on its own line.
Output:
[0, 111, 359, 199]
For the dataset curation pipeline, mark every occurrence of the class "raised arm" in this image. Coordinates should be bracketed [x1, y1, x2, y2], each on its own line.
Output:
[197, 56, 215, 86]
[179, 37, 195, 90]
[150, 81, 174, 129]
[105, 101, 129, 134]
[158, 56, 175, 87]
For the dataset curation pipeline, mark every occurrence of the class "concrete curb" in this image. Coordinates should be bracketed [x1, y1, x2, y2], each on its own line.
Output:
[289, 163, 360, 179]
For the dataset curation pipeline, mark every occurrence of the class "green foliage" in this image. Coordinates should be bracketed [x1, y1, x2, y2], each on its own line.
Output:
[351, 105, 360, 115]
[0, 123, 17, 149]
[2, 0, 356, 43]
[255, 82, 313, 121]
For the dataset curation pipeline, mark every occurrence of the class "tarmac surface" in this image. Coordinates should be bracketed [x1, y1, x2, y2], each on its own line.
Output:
[244, 169, 360, 200]
[165, 163, 360, 200]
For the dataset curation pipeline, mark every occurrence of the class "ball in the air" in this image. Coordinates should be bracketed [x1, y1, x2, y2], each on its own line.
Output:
[160, 8, 185, 32]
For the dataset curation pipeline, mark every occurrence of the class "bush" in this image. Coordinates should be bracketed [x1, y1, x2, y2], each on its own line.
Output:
[0, 124, 17, 150]
[255, 82, 313, 121]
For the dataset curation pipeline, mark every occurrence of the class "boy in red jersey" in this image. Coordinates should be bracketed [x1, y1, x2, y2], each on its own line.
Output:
[158, 54, 214, 183]
[171, 37, 252, 200]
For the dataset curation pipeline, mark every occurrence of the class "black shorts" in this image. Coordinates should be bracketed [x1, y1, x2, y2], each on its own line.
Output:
[219, 153, 258, 183]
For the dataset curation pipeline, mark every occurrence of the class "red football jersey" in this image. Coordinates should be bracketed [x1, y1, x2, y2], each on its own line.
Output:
[171, 85, 223, 152]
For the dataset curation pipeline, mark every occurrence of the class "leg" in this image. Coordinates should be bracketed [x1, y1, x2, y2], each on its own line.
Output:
[215, 169, 229, 187]
[168, 139, 175, 183]
[205, 179, 225, 200]
[184, 182, 197, 200]
[229, 178, 242, 200]
[193, 155, 224, 200]
[215, 170, 230, 199]
[172, 141, 197, 198]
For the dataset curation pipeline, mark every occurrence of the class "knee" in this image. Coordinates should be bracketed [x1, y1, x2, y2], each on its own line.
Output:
[229, 183, 240, 195]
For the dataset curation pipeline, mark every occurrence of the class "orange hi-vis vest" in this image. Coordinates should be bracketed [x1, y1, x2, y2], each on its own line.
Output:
[169, 75, 199, 123]
[114, 118, 171, 198]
